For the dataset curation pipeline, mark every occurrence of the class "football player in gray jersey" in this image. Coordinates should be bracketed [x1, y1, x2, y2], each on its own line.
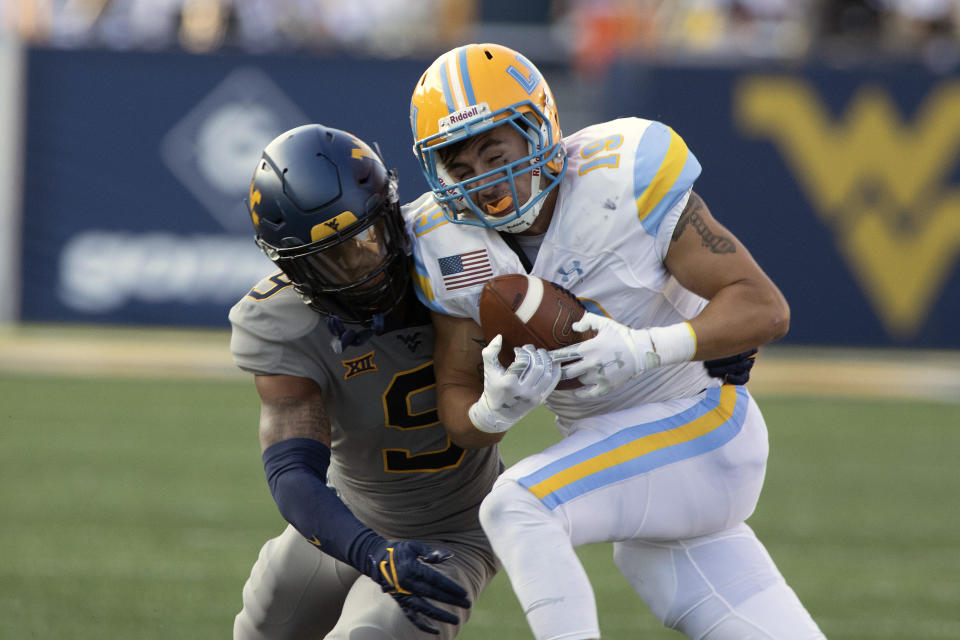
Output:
[230, 124, 501, 639]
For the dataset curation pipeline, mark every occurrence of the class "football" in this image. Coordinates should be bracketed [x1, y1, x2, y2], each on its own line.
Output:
[478, 274, 595, 390]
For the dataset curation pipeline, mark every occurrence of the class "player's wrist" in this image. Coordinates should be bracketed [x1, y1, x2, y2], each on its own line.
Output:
[642, 322, 697, 367]
[356, 532, 391, 578]
[468, 394, 514, 433]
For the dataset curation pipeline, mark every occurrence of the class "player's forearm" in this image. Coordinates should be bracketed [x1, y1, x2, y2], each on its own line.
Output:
[688, 279, 789, 360]
[262, 438, 384, 573]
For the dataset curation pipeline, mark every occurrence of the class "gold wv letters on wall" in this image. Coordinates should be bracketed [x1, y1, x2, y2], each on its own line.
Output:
[735, 76, 960, 338]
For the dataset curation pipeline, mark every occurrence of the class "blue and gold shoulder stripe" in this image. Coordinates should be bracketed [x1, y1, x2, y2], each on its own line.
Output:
[518, 385, 747, 510]
[407, 199, 448, 314]
[633, 122, 702, 236]
[412, 250, 446, 314]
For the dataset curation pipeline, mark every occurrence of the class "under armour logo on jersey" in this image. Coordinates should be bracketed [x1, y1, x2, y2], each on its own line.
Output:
[342, 350, 377, 379]
[557, 260, 583, 283]
[396, 332, 422, 353]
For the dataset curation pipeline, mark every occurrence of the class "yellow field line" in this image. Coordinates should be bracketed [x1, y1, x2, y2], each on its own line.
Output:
[749, 352, 960, 402]
[0, 324, 242, 380]
[1, 324, 959, 401]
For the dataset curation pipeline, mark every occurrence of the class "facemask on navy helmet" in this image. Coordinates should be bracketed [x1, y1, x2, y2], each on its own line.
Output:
[247, 124, 409, 326]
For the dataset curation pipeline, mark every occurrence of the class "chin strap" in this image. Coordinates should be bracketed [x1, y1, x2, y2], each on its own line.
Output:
[326, 314, 386, 354]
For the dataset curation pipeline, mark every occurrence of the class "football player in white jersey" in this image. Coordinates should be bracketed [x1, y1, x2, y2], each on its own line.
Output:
[230, 124, 501, 639]
[407, 44, 826, 639]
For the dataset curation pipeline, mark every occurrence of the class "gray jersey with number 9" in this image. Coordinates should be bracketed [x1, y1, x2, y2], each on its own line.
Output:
[229, 271, 502, 539]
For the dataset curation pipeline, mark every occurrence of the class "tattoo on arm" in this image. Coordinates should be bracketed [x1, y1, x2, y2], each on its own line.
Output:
[672, 193, 736, 254]
[261, 396, 332, 448]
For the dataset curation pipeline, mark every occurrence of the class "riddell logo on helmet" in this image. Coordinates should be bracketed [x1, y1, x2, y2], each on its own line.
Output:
[438, 103, 491, 132]
[450, 106, 480, 123]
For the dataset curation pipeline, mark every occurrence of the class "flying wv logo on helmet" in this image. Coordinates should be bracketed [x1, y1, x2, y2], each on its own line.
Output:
[246, 124, 411, 333]
[410, 43, 567, 234]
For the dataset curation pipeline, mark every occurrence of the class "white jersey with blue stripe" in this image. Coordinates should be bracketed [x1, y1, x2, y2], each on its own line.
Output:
[407, 118, 718, 426]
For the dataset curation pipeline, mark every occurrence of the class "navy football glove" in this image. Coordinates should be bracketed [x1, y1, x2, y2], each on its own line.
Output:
[704, 348, 758, 385]
[367, 540, 470, 634]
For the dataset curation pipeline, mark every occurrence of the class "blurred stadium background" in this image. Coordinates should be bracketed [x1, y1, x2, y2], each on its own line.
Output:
[1, 0, 959, 638]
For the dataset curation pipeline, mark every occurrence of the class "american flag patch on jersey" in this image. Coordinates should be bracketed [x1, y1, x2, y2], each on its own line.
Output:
[438, 249, 493, 290]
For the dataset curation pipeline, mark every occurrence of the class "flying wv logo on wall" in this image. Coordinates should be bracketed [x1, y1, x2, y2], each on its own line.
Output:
[735, 77, 960, 339]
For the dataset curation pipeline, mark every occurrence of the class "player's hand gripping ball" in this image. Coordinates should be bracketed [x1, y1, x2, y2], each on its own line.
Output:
[478, 274, 595, 390]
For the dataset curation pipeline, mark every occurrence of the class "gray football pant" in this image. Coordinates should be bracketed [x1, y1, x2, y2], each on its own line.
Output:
[234, 525, 497, 640]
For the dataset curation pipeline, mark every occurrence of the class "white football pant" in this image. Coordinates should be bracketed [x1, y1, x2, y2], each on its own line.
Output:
[479, 386, 826, 640]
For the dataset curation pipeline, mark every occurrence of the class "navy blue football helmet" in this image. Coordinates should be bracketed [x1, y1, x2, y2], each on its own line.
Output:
[247, 124, 410, 325]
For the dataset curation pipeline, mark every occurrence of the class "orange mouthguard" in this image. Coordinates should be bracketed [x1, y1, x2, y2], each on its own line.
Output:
[485, 196, 514, 214]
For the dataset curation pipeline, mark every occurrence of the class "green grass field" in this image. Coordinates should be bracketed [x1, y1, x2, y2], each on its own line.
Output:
[1, 372, 958, 639]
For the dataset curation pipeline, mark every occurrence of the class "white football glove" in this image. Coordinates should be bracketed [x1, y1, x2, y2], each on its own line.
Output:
[550, 313, 696, 398]
[468, 335, 562, 433]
